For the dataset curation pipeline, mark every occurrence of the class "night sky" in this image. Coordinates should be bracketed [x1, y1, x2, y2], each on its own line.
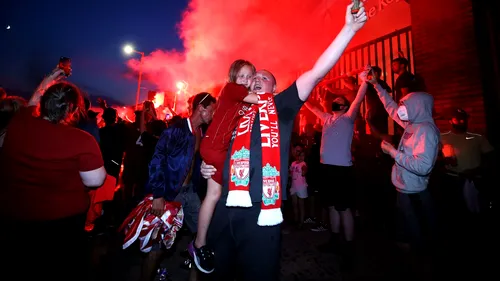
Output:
[0, 0, 189, 104]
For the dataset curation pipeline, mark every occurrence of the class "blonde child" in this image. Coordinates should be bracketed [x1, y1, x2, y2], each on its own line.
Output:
[192, 59, 259, 273]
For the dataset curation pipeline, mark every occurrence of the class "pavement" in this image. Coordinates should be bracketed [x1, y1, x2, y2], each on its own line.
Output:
[88, 203, 497, 281]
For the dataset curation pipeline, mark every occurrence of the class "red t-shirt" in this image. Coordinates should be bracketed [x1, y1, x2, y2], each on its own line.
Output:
[202, 82, 249, 151]
[0, 107, 104, 221]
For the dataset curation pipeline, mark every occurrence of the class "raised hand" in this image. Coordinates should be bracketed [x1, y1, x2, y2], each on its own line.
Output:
[345, 1, 367, 32]
[358, 65, 370, 82]
[38, 68, 65, 91]
[360, 65, 377, 84]
[97, 98, 107, 109]
[29, 68, 66, 106]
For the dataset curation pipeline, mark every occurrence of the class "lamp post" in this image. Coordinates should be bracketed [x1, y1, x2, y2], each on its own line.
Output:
[123, 45, 145, 110]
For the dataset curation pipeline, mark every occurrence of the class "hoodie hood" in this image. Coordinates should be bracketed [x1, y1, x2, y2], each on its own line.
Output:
[401, 92, 434, 123]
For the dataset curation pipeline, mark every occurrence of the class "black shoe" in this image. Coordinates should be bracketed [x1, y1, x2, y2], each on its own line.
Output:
[192, 245, 215, 274]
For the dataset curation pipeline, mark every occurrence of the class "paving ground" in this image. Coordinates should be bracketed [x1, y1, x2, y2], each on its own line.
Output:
[88, 177, 498, 281]
[88, 209, 496, 281]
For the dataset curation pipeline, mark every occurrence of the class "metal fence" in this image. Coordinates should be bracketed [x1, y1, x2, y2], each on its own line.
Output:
[328, 26, 413, 92]
[301, 26, 414, 135]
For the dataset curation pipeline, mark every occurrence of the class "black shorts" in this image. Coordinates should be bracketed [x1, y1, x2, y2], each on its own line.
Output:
[306, 170, 319, 194]
[319, 164, 355, 211]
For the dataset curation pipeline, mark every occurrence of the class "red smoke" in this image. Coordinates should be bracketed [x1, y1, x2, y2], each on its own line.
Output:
[127, 0, 410, 99]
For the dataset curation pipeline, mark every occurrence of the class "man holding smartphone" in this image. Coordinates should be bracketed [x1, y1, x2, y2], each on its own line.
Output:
[200, 3, 367, 280]
[365, 66, 392, 141]
[58, 57, 72, 77]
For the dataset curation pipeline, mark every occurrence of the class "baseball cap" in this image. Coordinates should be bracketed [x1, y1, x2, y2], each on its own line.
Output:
[451, 108, 468, 120]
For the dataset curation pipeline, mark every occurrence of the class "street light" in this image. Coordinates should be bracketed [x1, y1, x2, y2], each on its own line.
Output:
[123, 45, 134, 55]
[123, 44, 145, 110]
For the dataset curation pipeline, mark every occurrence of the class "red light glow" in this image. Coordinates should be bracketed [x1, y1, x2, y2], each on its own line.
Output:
[153, 92, 165, 108]
[127, 0, 410, 97]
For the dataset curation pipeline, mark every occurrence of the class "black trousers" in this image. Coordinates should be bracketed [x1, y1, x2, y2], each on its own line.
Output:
[394, 189, 436, 248]
[208, 201, 281, 281]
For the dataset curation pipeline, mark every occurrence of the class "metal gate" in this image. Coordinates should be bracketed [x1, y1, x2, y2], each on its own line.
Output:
[326, 26, 414, 92]
[302, 26, 415, 135]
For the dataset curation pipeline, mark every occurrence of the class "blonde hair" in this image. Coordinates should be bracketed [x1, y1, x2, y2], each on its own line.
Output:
[228, 59, 256, 83]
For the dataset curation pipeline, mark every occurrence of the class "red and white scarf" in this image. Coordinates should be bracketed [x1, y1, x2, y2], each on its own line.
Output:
[119, 196, 184, 252]
[226, 93, 283, 226]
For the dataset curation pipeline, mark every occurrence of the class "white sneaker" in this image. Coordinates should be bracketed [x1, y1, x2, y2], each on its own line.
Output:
[310, 225, 328, 232]
[303, 217, 316, 224]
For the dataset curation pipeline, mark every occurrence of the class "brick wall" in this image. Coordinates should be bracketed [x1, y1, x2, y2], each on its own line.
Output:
[410, 0, 486, 133]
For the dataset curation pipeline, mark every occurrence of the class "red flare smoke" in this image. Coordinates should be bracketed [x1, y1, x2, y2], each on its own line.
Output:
[127, 0, 410, 98]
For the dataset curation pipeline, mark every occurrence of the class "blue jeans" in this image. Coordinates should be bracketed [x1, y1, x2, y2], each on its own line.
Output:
[174, 183, 201, 234]
[151, 183, 201, 251]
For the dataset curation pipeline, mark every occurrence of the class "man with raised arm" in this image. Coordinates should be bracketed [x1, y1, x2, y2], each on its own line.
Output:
[200, 3, 367, 280]
[304, 70, 370, 261]
[365, 67, 439, 252]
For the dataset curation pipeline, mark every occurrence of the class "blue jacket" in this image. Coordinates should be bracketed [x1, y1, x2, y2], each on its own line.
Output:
[146, 118, 203, 201]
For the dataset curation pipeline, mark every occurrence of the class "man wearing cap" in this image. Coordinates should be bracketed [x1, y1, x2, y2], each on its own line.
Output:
[440, 108, 495, 215]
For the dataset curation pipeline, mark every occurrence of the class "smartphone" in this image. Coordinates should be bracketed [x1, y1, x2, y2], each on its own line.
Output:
[58, 57, 72, 77]
[368, 66, 374, 78]
[351, 0, 361, 14]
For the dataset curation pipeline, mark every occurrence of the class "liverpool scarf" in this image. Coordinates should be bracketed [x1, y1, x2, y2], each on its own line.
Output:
[119, 195, 184, 253]
[226, 93, 283, 226]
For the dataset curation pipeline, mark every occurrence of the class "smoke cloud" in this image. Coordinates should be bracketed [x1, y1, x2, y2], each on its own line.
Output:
[127, 0, 349, 94]
[127, 0, 410, 98]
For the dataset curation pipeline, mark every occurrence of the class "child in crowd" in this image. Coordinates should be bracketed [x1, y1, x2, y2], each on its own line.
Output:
[290, 150, 308, 228]
[191, 59, 259, 273]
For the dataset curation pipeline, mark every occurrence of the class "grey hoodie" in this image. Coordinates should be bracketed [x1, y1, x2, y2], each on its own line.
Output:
[375, 84, 440, 193]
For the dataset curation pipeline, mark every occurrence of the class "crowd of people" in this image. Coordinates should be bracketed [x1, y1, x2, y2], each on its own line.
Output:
[0, 2, 496, 281]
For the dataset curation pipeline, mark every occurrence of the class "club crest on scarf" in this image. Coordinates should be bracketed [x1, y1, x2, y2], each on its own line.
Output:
[226, 93, 283, 226]
[262, 163, 280, 206]
[230, 147, 250, 186]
